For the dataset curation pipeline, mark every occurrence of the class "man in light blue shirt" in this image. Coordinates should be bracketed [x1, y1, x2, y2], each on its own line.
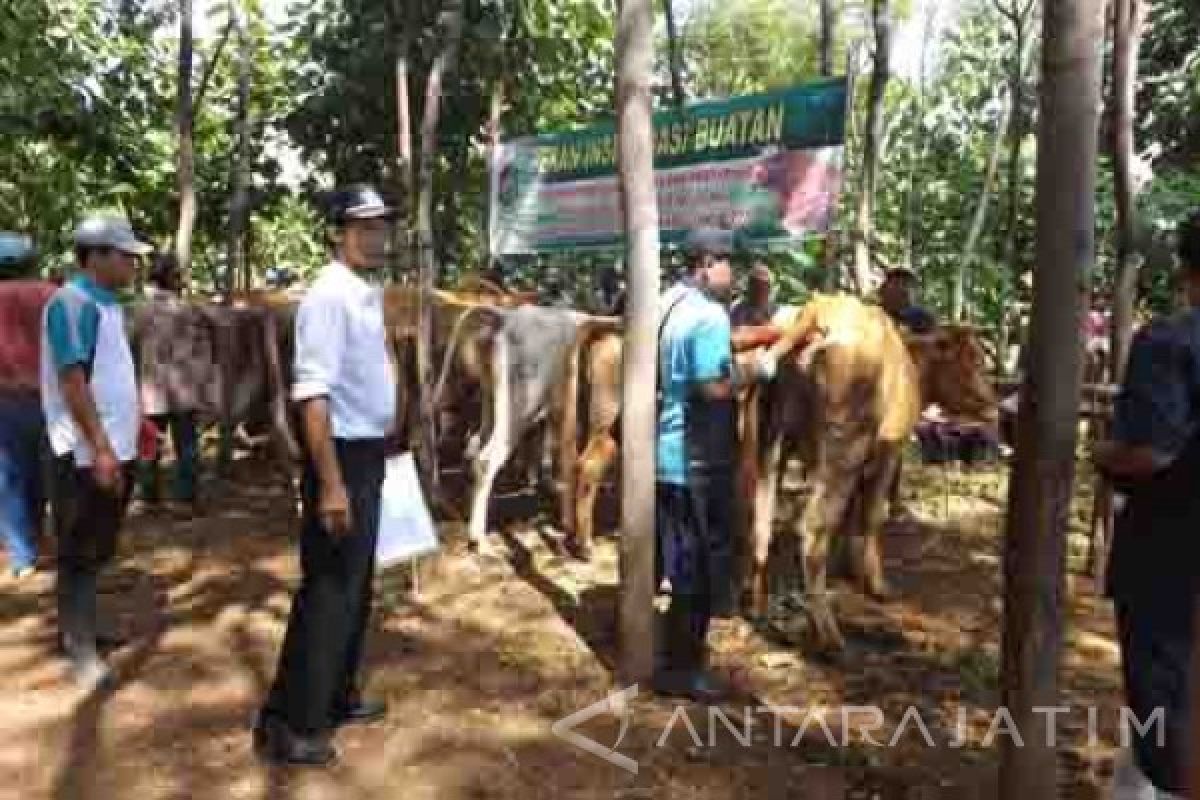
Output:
[257, 185, 397, 767]
[655, 229, 775, 702]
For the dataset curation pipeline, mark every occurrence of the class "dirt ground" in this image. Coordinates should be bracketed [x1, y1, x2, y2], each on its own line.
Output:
[0, 453, 1125, 800]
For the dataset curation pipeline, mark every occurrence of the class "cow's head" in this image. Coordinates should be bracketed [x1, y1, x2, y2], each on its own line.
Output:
[906, 326, 998, 424]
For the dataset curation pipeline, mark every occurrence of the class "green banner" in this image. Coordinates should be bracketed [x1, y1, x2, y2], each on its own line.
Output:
[489, 79, 848, 256]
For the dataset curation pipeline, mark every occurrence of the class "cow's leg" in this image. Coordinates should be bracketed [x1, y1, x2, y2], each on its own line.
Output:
[799, 479, 853, 652]
[856, 446, 903, 601]
[748, 419, 784, 621]
[467, 340, 512, 554]
[572, 333, 620, 559]
[574, 430, 616, 560]
[555, 333, 582, 541]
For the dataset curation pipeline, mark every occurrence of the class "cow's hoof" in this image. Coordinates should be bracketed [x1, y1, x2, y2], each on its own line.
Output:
[566, 537, 594, 562]
[467, 536, 496, 558]
[805, 600, 845, 654]
[865, 580, 893, 603]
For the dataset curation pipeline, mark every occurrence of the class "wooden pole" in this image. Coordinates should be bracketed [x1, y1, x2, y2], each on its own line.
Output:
[999, 0, 1104, 795]
[615, 0, 659, 686]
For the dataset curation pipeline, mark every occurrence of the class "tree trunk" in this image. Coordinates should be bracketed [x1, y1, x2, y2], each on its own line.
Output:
[415, 0, 464, 490]
[175, 0, 196, 288]
[227, 0, 252, 293]
[819, 0, 835, 76]
[952, 101, 1008, 322]
[1001, 4, 1032, 281]
[391, 0, 415, 284]
[852, 0, 890, 295]
[663, 0, 686, 108]
[485, 78, 504, 268]
[998, 3, 1032, 376]
[999, 0, 1104, 797]
[615, 0, 659, 686]
[953, 41, 1034, 321]
[905, 4, 936, 269]
[1109, 0, 1146, 383]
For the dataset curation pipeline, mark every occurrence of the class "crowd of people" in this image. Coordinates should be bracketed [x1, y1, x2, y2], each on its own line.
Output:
[2, 196, 1200, 793]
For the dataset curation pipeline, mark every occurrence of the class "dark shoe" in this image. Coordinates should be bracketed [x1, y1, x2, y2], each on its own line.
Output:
[254, 718, 336, 767]
[97, 630, 127, 652]
[336, 699, 387, 726]
[652, 669, 728, 704]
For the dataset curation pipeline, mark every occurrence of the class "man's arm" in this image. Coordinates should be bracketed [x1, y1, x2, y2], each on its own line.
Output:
[691, 311, 738, 401]
[45, 295, 121, 490]
[1095, 322, 1190, 482]
[299, 396, 351, 535]
[292, 293, 352, 535]
[59, 366, 121, 490]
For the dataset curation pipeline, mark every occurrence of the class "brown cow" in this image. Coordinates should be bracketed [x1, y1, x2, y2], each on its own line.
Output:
[573, 323, 785, 559]
[744, 295, 997, 652]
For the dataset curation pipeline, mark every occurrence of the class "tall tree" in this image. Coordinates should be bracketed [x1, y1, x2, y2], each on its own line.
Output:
[997, 0, 1036, 281]
[415, 0, 465, 490]
[390, 0, 415, 283]
[175, 0, 196, 286]
[663, 0, 686, 107]
[614, 0, 659, 684]
[819, 0, 836, 76]
[1110, 0, 1148, 382]
[227, 0, 252, 292]
[953, 40, 1035, 321]
[999, 0, 1105, 797]
[952, 89, 1010, 321]
[852, 0, 891, 294]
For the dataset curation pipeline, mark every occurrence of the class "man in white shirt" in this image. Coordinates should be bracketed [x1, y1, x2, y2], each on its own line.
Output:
[256, 186, 397, 766]
[41, 215, 150, 688]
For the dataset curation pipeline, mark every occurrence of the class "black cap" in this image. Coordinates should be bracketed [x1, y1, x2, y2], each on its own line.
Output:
[328, 185, 395, 226]
[684, 228, 734, 258]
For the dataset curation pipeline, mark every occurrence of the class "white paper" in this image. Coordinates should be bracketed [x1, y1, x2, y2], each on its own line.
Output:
[376, 453, 439, 567]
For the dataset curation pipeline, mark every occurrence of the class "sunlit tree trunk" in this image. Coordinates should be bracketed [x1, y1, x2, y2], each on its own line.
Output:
[175, 0, 196, 288]
[615, 0, 659, 685]
[1110, 0, 1147, 383]
[415, 1, 464, 490]
[999, 0, 1104, 796]
[852, 0, 890, 295]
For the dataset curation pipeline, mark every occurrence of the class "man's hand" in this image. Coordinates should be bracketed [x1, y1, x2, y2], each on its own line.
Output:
[319, 479, 353, 537]
[92, 444, 123, 493]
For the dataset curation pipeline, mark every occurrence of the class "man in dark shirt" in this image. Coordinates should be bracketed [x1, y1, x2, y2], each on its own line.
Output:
[0, 236, 52, 581]
[879, 265, 937, 334]
[1095, 209, 1200, 798]
[730, 262, 778, 328]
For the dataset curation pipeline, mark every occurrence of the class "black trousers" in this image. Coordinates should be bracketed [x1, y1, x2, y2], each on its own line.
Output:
[1115, 591, 1196, 794]
[658, 468, 735, 610]
[51, 455, 135, 571]
[263, 438, 386, 736]
[655, 467, 735, 651]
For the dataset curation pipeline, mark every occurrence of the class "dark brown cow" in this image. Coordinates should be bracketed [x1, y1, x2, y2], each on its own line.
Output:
[744, 295, 998, 652]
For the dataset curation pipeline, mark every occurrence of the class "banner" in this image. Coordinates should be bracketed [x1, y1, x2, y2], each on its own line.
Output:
[489, 79, 848, 256]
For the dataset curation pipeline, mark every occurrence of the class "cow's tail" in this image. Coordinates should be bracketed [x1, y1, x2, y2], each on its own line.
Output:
[431, 304, 503, 416]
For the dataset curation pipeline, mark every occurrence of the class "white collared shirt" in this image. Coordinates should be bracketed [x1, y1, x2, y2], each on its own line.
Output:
[292, 260, 396, 439]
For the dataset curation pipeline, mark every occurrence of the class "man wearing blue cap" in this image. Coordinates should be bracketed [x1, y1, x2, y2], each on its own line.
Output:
[256, 186, 396, 766]
[41, 214, 150, 688]
[655, 228, 775, 702]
